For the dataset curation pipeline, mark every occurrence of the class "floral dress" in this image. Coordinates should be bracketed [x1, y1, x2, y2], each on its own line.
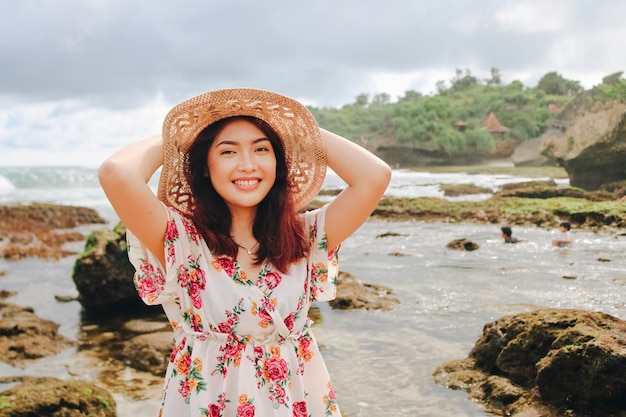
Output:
[127, 205, 341, 417]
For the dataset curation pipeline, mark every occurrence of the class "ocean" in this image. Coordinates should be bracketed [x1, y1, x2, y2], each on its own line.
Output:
[1, 166, 625, 417]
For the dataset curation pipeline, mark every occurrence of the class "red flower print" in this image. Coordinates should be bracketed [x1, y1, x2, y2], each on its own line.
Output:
[299, 337, 310, 351]
[188, 282, 203, 309]
[165, 219, 179, 241]
[261, 297, 275, 312]
[274, 385, 286, 405]
[208, 404, 220, 417]
[237, 403, 255, 417]
[262, 271, 282, 290]
[213, 257, 236, 276]
[292, 401, 307, 417]
[190, 312, 203, 332]
[178, 379, 191, 398]
[217, 323, 230, 334]
[181, 217, 200, 242]
[177, 265, 190, 288]
[224, 339, 243, 359]
[135, 276, 160, 298]
[167, 244, 175, 262]
[189, 266, 205, 285]
[139, 260, 154, 275]
[284, 312, 295, 331]
[254, 346, 263, 358]
[263, 357, 288, 381]
[257, 307, 272, 322]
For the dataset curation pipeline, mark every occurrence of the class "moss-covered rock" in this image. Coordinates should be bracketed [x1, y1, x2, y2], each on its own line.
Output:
[0, 203, 106, 260]
[0, 376, 116, 417]
[434, 309, 626, 417]
[72, 223, 145, 312]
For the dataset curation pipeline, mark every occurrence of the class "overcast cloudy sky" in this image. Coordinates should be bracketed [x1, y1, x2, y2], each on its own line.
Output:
[1, 0, 625, 167]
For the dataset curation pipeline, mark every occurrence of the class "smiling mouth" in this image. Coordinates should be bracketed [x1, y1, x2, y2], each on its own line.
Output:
[234, 179, 259, 186]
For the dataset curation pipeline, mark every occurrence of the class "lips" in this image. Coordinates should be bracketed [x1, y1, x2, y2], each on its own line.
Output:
[233, 179, 260, 187]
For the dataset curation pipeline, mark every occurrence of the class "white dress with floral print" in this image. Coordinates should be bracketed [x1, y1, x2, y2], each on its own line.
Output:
[127, 205, 341, 417]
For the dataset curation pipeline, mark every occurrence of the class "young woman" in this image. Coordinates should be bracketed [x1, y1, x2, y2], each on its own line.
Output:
[99, 88, 391, 417]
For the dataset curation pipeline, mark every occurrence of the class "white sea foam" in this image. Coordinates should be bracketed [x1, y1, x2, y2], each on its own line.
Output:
[0, 175, 15, 194]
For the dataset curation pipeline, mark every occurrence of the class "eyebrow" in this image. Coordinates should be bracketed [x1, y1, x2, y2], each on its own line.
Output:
[215, 137, 270, 147]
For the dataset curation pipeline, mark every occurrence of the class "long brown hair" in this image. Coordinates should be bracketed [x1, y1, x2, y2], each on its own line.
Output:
[186, 116, 308, 273]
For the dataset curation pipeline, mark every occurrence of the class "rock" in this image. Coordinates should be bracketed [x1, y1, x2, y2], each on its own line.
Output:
[0, 301, 76, 366]
[446, 238, 479, 251]
[0, 376, 116, 417]
[72, 223, 147, 312]
[120, 332, 174, 376]
[434, 308, 626, 417]
[328, 271, 400, 311]
[123, 318, 170, 334]
[0, 203, 106, 260]
[511, 137, 554, 167]
[541, 100, 626, 190]
[496, 180, 588, 199]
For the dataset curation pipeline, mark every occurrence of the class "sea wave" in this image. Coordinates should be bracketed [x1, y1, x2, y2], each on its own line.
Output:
[0, 166, 569, 208]
[0, 175, 15, 194]
[0, 166, 99, 188]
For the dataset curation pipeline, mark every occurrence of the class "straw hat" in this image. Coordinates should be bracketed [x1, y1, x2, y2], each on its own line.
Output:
[158, 88, 327, 215]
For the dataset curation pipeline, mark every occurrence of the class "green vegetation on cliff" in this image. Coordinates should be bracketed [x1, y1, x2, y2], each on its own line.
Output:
[308, 69, 626, 158]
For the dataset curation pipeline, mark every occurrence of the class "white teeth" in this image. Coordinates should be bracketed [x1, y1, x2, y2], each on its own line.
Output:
[234, 180, 258, 186]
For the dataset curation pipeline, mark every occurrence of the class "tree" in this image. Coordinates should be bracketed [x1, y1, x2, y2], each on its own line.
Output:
[398, 90, 422, 102]
[486, 67, 502, 86]
[602, 71, 624, 86]
[354, 93, 369, 107]
[450, 68, 479, 91]
[435, 80, 448, 95]
[371, 93, 391, 106]
[465, 129, 494, 152]
[536, 72, 583, 96]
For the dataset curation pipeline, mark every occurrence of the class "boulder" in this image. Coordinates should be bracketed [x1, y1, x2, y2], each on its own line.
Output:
[446, 238, 479, 251]
[0, 301, 75, 366]
[0, 376, 116, 417]
[120, 331, 174, 376]
[328, 271, 400, 311]
[0, 203, 105, 260]
[541, 100, 626, 190]
[434, 308, 626, 417]
[511, 137, 554, 167]
[72, 223, 146, 312]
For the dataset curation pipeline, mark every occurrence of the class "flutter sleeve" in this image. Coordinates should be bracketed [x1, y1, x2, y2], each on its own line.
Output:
[302, 204, 341, 302]
[126, 206, 191, 305]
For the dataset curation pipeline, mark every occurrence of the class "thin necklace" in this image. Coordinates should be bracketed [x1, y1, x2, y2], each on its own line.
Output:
[234, 240, 258, 255]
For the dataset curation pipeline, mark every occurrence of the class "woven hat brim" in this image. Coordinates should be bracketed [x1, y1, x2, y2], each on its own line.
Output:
[158, 88, 327, 215]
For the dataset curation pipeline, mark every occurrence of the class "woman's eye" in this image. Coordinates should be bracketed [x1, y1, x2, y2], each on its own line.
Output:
[220, 149, 235, 155]
[255, 147, 270, 152]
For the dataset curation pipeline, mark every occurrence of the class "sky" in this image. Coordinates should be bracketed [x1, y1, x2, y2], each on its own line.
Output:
[1, 0, 625, 167]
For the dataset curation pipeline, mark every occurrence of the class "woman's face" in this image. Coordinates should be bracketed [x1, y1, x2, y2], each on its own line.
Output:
[207, 118, 277, 213]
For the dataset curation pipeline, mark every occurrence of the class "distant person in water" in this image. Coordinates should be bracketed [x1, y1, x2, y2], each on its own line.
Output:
[552, 221, 573, 247]
[501, 226, 520, 243]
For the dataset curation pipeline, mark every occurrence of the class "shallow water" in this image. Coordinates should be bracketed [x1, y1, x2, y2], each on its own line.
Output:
[1, 167, 625, 416]
[1, 219, 625, 417]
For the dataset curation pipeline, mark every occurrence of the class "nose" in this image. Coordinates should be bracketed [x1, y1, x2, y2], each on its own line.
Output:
[238, 151, 256, 171]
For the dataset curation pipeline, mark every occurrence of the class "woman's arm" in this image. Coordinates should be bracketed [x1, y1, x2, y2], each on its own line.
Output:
[98, 134, 168, 266]
[322, 128, 392, 249]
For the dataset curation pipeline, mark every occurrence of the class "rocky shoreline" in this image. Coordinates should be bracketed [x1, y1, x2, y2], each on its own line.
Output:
[1, 194, 625, 416]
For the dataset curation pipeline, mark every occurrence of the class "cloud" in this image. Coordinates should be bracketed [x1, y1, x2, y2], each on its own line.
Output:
[0, 0, 623, 166]
[495, 0, 571, 34]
